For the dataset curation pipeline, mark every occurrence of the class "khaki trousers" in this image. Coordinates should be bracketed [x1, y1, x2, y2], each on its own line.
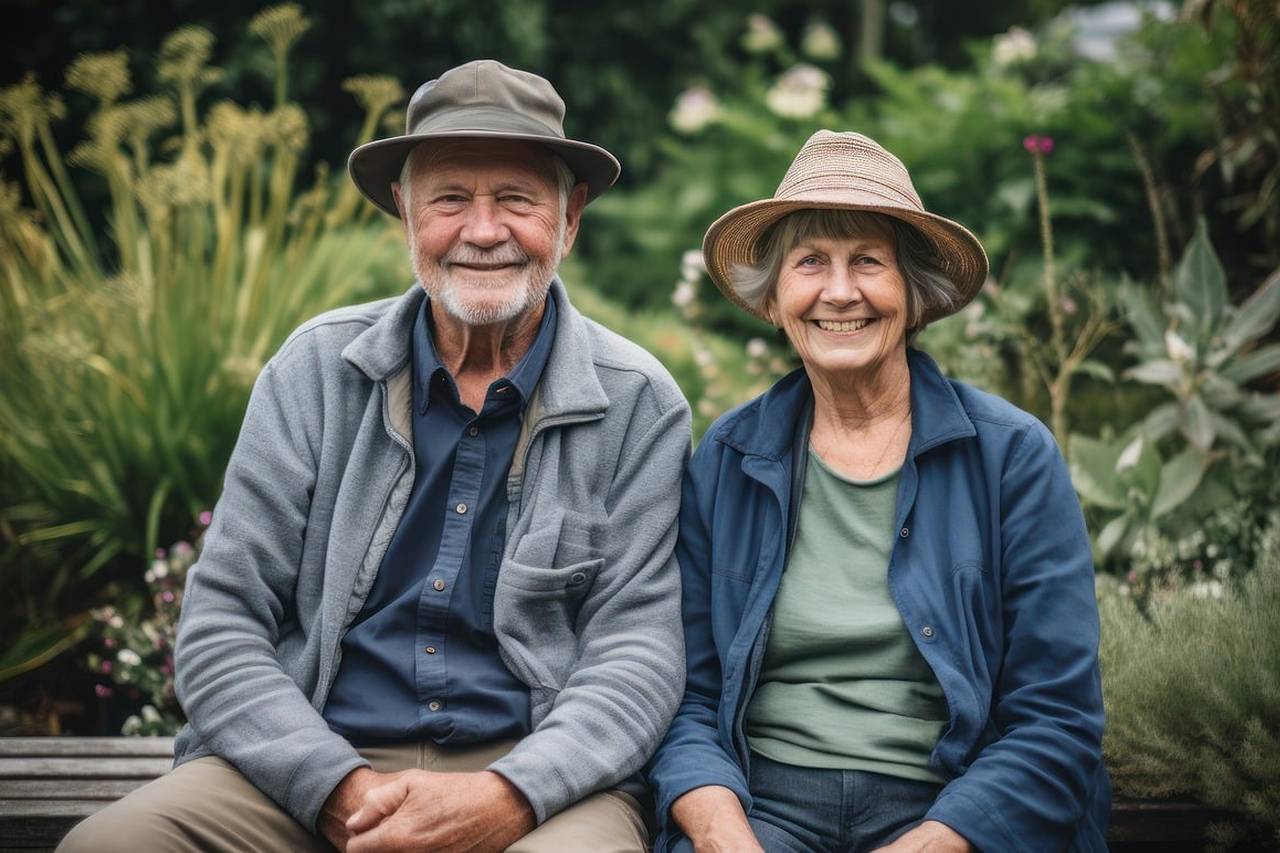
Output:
[57, 739, 648, 852]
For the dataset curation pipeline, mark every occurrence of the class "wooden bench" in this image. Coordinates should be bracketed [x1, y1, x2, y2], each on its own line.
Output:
[0, 737, 174, 851]
[0, 737, 1236, 850]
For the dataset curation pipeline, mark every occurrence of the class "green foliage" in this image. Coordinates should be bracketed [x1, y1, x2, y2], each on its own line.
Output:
[1120, 222, 1280, 455]
[1100, 521, 1280, 847]
[0, 9, 407, 677]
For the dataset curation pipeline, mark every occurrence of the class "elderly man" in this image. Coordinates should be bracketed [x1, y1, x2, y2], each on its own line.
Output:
[60, 60, 690, 852]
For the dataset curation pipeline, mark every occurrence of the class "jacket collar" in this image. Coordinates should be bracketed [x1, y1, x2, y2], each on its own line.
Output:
[720, 347, 975, 460]
[342, 277, 609, 421]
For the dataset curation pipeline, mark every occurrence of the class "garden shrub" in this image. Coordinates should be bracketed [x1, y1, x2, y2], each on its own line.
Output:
[1100, 520, 1280, 848]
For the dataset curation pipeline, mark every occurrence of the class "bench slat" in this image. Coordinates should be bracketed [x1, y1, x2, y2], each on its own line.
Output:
[0, 738, 174, 758]
[0, 758, 172, 779]
[0, 780, 149, 800]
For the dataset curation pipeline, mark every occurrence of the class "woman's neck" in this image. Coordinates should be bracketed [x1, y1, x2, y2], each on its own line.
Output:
[808, 348, 912, 437]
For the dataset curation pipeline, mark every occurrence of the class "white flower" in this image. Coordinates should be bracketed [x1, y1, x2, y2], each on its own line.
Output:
[141, 705, 162, 723]
[672, 281, 696, 308]
[117, 649, 142, 667]
[1188, 580, 1223, 600]
[742, 14, 783, 54]
[766, 65, 830, 119]
[669, 86, 721, 135]
[746, 338, 768, 359]
[801, 19, 841, 60]
[681, 249, 706, 282]
[109, 615, 125, 629]
[693, 348, 715, 368]
[992, 27, 1037, 66]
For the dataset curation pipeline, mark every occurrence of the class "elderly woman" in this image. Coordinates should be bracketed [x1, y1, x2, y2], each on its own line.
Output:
[647, 131, 1109, 853]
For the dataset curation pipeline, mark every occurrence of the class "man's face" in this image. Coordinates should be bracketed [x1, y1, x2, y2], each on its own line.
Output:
[393, 140, 585, 327]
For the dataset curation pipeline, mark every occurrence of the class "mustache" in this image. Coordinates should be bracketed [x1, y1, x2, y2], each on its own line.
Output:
[441, 243, 530, 267]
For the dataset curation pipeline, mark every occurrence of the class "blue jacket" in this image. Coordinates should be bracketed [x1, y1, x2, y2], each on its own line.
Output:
[648, 349, 1109, 852]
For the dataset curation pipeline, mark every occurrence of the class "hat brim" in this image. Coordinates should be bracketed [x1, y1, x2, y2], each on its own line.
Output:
[702, 197, 989, 327]
[348, 131, 621, 218]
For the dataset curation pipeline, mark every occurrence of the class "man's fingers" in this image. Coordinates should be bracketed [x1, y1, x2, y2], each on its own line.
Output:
[346, 777, 409, 834]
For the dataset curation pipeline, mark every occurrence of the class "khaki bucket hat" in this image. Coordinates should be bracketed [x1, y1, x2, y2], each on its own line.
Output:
[702, 130, 989, 324]
[348, 60, 621, 218]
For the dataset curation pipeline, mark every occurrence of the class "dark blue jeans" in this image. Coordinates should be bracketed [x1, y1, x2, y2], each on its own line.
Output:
[672, 753, 943, 852]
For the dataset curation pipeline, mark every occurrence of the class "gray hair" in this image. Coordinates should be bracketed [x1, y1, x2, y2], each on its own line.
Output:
[397, 143, 576, 216]
[730, 209, 962, 339]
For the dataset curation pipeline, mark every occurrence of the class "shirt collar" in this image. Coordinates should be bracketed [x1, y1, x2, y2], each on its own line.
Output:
[412, 294, 558, 412]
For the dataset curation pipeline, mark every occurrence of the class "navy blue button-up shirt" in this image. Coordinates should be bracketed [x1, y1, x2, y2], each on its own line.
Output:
[323, 294, 556, 744]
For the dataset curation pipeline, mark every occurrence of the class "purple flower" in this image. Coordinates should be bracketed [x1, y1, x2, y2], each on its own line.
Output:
[94, 684, 113, 699]
[198, 510, 213, 527]
[1022, 134, 1054, 155]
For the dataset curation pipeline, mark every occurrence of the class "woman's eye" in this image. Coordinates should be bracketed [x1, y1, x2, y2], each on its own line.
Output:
[855, 255, 883, 266]
[799, 255, 822, 267]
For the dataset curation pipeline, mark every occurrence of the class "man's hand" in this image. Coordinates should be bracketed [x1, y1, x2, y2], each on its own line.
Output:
[873, 820, 973, 853]
[341, 768, 536, 853]
[670, 785, 764, 853]
[320, 767, 405, 850]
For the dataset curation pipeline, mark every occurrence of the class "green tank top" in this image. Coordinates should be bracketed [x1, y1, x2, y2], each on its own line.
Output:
[744, 448, 948, 782]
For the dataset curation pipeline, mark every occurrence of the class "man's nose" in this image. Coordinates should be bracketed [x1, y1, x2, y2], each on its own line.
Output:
[459, 196, 510, 247]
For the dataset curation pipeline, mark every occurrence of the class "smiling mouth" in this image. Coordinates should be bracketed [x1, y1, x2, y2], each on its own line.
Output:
[451, 262, 522, 272]
[814, 318, 877, 333]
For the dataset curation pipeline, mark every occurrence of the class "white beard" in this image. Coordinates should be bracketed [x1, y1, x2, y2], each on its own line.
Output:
[411, 229, 563, 326]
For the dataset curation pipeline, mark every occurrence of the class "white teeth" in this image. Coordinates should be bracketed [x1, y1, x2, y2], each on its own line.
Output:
[815, 318, 874, 332]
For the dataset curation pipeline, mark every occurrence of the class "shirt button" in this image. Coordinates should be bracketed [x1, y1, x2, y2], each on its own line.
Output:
[427, 700, 442, 712]
[424, 646, 436, 655]
[467, 426, 479, 437]
[921, 626, 935, 638]
[455, 502, 468, 515]
[432, 578, 446, 591]
[900, 527, 910, 538]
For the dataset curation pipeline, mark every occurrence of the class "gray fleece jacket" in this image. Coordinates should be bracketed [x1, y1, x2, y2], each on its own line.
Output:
[172, 278, 691, 832]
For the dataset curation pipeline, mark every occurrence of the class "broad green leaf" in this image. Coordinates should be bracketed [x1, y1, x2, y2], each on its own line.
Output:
[1121, 433, 1162, 500]
[1068, 434, 1126, 509]
[1152, 447, 1212, 518]
[1075, 359, 1115, 383]
[1221, 266, 1280, 356]
[1124, 359, 1182, 388]
[1181, 394, 1216, 450]
[1095, 513, 1131, 559]
[1174, 218, 1228, 344]
[1207, 412, 1256, 458]
[1220, 343, 1280, 384]
[1118, 281, 1165, 354]
[1140, 402, 1180, 441]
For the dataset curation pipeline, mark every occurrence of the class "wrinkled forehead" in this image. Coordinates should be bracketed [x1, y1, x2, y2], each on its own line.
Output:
[406, 139, 560, 190]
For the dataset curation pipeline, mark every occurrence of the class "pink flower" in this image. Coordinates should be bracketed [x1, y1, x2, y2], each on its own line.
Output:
[198, 510, 213, 527]
[99, 660, 113, 675]
[103, 637, 117, 649]
[94, 684, 113, 699]
[1022, 134, 1054, 155]
[154, 548, 167, 559]
[161, 590, 176, 603]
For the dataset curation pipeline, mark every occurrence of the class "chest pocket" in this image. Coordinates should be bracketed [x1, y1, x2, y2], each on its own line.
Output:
[494, 506, 603, 692]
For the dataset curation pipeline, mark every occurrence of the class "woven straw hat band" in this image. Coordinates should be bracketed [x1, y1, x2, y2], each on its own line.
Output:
[702, 129, 989, 326]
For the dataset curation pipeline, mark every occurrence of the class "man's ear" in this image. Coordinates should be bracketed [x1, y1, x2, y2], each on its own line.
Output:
[391, 182, 406, 219]
[558, 183, 590, 257]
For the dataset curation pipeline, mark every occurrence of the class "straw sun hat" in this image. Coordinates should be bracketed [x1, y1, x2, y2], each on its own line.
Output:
[701, 130, 989, 325]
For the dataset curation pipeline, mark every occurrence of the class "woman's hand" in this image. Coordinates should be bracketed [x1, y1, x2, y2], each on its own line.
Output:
[671, 785, 764, 853]
[872, 820, 972, 853]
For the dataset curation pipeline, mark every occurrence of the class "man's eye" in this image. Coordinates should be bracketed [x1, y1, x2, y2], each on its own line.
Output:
[499, 195, 533, 205]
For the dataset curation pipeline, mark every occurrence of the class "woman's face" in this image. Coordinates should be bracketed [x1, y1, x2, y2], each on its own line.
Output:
[767, 232, 909, 379]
